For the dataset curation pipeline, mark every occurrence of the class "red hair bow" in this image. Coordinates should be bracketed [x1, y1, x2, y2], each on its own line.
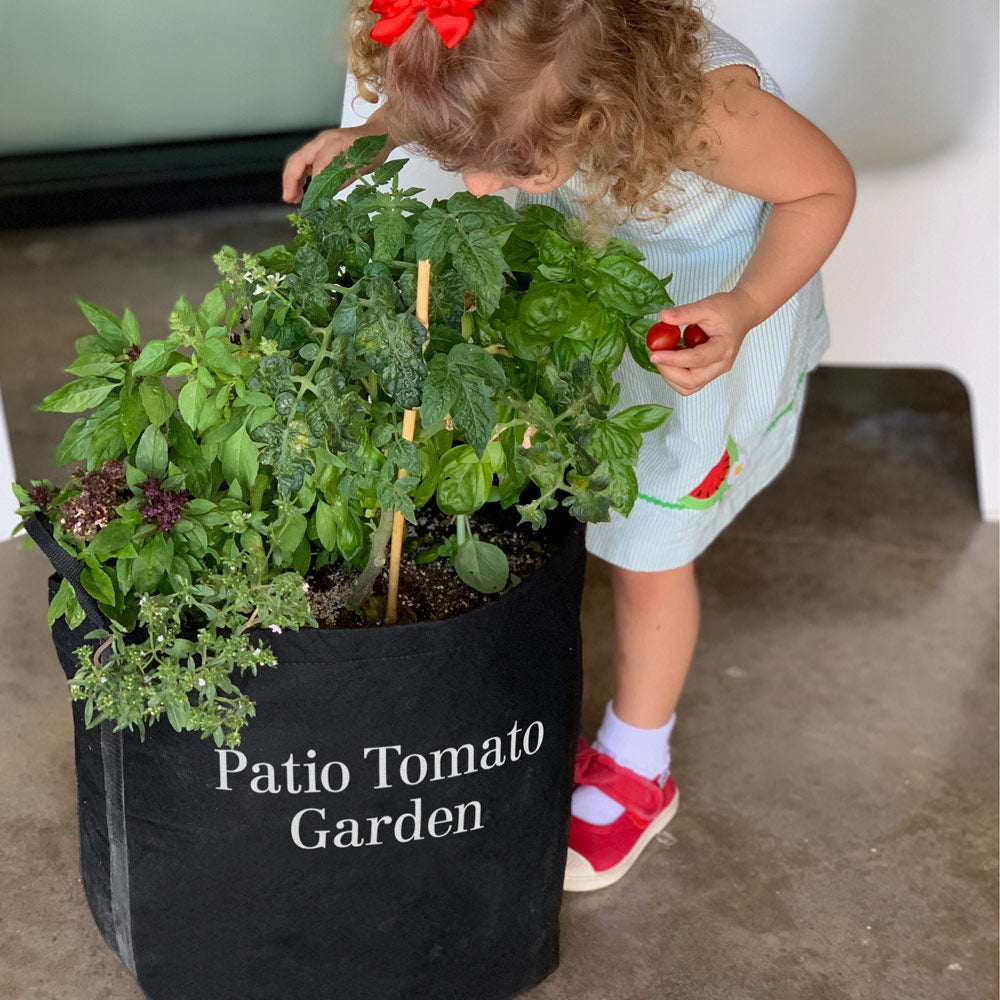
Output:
[369, 0, 483, 49]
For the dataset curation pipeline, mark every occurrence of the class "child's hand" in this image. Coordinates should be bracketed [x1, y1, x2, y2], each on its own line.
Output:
[282, 124, 393, 204]
[648, 290, 761, 396]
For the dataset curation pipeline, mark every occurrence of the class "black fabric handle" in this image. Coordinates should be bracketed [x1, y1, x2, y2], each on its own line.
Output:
[24, 513, 109, 632]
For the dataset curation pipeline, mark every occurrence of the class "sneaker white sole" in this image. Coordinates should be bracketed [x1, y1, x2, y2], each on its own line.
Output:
[563, 789, 680, 893]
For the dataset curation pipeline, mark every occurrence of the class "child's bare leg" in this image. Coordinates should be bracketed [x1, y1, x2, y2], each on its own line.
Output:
[572, 560, 698, 826]
[610, 561, 700, 728]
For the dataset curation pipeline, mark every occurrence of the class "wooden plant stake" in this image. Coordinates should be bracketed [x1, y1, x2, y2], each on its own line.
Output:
[385, 258, 430, 624]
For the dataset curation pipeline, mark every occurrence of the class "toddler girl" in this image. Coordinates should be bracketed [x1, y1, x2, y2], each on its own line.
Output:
[283, 0, 855, 892]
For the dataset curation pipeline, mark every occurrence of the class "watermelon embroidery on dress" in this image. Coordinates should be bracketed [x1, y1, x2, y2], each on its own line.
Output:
[639, 439, 742, 511]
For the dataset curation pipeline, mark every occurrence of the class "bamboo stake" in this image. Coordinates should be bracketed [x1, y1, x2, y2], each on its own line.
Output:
[385, 258, 431, 624]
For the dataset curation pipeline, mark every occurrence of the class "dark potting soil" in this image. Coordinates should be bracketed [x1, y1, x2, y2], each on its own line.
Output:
[306, 506, 561, 628]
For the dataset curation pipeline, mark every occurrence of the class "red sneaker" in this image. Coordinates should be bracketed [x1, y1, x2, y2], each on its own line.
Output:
[564, 737, 679, 892]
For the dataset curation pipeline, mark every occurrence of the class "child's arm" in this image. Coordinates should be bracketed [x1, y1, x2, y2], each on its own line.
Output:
[650, 66, 856, 395]
[282, 107, 396, 204]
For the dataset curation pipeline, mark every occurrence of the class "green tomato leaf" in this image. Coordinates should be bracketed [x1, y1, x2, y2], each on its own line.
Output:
[446, 192, 518, 228]
[248, 354, 295, 398]
[387, 438, 420, 474]
[419, 354, 457, 427]
[447, 342, 506, 389]
[372, 207, 409, 262]
[305, 378, 365, 455]
[346, 133, 388, 171]
[302, 159, 354, 213]
[450, 378, 497, 458]
[292, 245, 329, 288]
[412, 206, 457, 262]
[333, 294, 363, 338]
[371, 158, 407, 185]
[449, 228, 507, 314]
[251, 421, 316, 497]
[355, 313, 427, 409]
[565, 484, 613, 522]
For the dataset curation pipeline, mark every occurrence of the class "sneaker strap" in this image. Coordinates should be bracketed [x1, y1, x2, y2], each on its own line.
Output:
[573, 744, 664, 821]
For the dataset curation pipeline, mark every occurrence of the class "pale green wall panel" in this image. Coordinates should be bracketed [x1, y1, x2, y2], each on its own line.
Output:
[0, 0, 348, 154]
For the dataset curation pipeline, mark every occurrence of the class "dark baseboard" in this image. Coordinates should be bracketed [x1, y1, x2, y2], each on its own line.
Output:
[0, 129, 329, 229]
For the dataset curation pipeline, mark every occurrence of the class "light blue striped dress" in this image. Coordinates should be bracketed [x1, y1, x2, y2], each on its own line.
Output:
[518, 20, 829, 571]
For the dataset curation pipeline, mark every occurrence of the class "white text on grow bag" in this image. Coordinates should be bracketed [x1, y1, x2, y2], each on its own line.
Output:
[215, 720, 545, 849]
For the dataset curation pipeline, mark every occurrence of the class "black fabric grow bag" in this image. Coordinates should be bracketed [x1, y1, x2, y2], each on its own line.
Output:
[28, 511, 586, 1000]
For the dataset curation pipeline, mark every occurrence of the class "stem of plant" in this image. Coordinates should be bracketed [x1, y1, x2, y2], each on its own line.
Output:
[346, 506, 395, 608]
[296, 322, 334, 407]
[91, 636, 113, 668]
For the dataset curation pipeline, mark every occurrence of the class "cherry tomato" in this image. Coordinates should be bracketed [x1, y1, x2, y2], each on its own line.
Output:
[682, 323, 708, 348]
[646, 321, 681, 352]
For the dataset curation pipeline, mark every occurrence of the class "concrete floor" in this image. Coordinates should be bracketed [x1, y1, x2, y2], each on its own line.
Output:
[1, 207, 997, 1000]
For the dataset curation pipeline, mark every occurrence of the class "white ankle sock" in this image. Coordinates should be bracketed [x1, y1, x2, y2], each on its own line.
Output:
[572, 702, 676, 826]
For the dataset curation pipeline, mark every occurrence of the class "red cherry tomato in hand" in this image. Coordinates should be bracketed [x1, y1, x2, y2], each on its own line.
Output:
[682, 323, 708, 348]
[646, 321, 681, 352]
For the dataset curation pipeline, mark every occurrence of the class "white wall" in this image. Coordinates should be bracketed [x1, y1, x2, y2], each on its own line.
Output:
[0, 387, 16, 540]
[708, 0, 999, 518]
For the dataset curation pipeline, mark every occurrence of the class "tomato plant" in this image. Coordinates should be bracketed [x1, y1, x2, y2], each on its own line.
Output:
[14, 134, 675, 746]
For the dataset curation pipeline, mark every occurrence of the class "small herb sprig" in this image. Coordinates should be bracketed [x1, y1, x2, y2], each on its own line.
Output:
[68, 558, 314, 748]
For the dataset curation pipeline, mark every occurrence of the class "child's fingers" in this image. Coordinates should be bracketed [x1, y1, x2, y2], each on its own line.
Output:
[658, 306, 702, 326]
[654, 358, 730, 395]
[281, 154, 311, 203]
[282, 138, 323, 203]
[649, 344, 714, 370]
[653, 362, 700, 392]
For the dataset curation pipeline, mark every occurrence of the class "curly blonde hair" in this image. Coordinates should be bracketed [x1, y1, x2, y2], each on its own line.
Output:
[349, 0, 711, 220]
